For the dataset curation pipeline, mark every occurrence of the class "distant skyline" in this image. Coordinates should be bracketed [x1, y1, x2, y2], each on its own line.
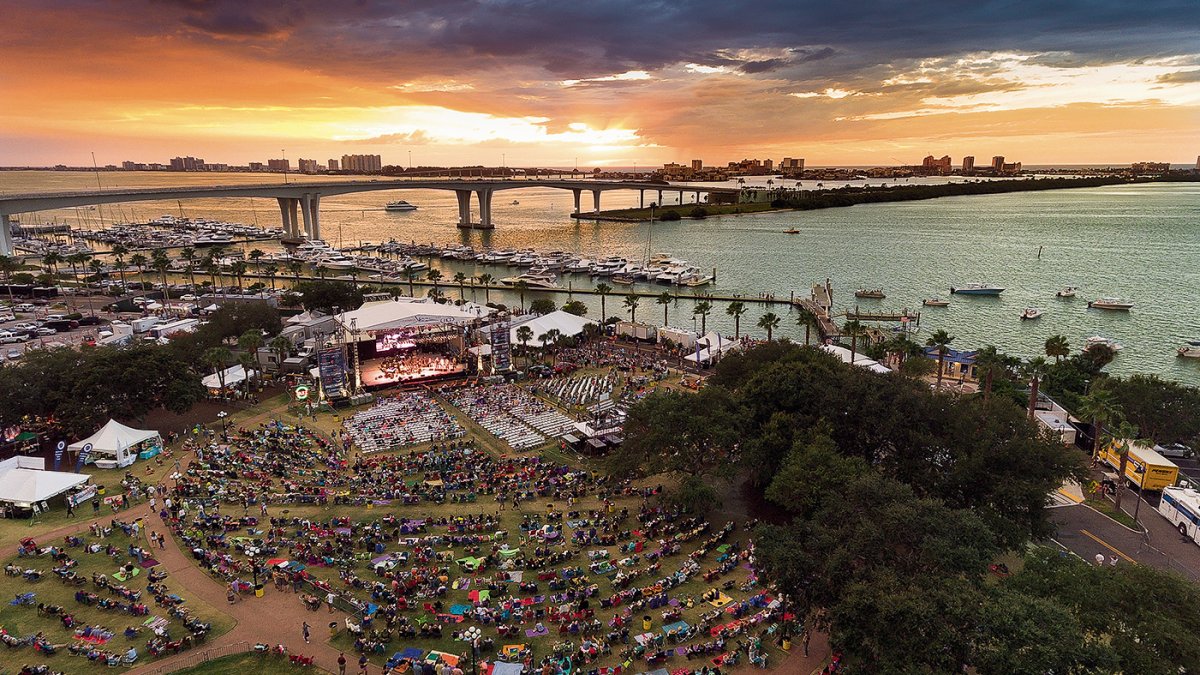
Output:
[2, 1, 1199, 167]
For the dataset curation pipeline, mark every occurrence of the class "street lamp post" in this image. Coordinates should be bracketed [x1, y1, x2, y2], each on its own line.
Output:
[461, 626, 481, 675]
[217, 410, 229, 441]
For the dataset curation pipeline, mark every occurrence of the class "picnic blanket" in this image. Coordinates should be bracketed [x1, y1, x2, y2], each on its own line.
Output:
[663, 620, 690, 636]
[426, 651, 459, 667]
[633, 632, 656, 646]
[525, 625, 550, 637]
[492, 661, 524, 675]
[500, 644, 525, 659]
[113, 568, 140, 582]
[707, 592, 732, 607]
[498, 548, 521, 559]
[468, 589, 490, 602]
[449, 604, 472, 616]
[457, 556, 484, 571]
[139, 558, 160, 569]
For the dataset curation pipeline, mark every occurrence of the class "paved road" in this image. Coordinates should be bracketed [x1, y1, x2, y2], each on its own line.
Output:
[1050, 501, 1200, 580]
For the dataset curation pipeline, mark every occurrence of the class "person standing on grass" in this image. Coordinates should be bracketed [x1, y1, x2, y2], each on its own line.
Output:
[303, 621, 311, 643]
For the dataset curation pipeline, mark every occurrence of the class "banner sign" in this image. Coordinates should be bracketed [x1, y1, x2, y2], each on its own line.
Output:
[75, 442, 93, 472]
[67, 484, 97, 507]
[53, 440, 65, 471]
[318, 347, 348, 396]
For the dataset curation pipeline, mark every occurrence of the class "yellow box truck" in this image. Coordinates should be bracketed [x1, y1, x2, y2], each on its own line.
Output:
[1100, 439, 1179, 491]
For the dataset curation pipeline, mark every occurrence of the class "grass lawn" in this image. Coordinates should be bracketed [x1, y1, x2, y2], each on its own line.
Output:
[1084, 497, 1142, 530]
[0, 528, 234, 674]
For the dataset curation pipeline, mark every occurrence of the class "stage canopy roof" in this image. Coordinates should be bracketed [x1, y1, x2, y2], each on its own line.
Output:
[509, 311, 595, 343]
[337, 299, 493, 333]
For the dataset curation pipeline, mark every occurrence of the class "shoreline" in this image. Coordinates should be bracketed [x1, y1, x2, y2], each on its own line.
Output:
[574, 174, 1199, 222]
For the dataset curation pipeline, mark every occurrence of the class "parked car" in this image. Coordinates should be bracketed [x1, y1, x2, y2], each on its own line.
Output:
[0, 332, 28, 344]
[6, 349, 21, 360]
[11, 322, 36, 331]
[1154, 443, 1195, 460]
[180, 294, 199, 301]
[13, 303, 36, 312]
[34, 327, 57, 336]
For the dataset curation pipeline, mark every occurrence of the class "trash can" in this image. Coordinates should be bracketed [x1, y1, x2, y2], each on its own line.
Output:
[255, 584, 264, 598]
[781, 638, 791, 651]
[642, 616, 652, 631]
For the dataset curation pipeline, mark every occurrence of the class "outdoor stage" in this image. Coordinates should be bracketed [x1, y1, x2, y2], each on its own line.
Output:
[359, 351, 465, 388]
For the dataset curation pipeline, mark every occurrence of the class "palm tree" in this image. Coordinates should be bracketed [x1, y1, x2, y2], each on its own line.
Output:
[925, 329, 955, 390]
[269, 335, 293, 372]
[758, 311, 781, 341]
[238, 329, 264, 388]
[405, 267, 419, 297]
[973, 345, 1004, 404]
[1111, 420, 1140, 513]
[203, 252, 220, 289]
[1023, 356, 1049, 419]
[514, 280, 529, 312]
[230, 260, 248, 293]
[315, 265, 329, 280]
[842, 319, 863, 362]
[426, 269, 443, 297]
[544, 328, 562, 365]
[726, 301, 747, 338]
[516, 325, 534, 365]
[151, 249, 171, 302]
[263, 264, 279, 290]
[657, 291, 673, 326]
[1044, 334, 1070, 362]
[87, 258, 103, 283]
[450, 272, 467, 301]
[795, 305, 819, 345]
[179, 247, 198, 291]
[1078, 386, 1123, 462]
[129, 253, 148, 300]
[478, 273, 494, 303]
[110, 243, 129, 292]
[203, 346, 233, 396]
[693, 300, 712, 334]
[623, 294, 640, 323]
[288, 261, 304, 286]
[0, 255, 18, 306]
[42, 251, 63, 281]
[595, 283, 612, 324]
[65, 252, 89, 312]
[248, 249, 266, 267]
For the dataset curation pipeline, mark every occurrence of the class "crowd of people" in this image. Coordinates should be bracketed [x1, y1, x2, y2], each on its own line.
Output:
[345, 393, 466, 453]
[443, 384, 576, 450]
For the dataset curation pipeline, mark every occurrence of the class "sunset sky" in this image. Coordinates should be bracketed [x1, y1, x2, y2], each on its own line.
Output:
[3, 1, 1199, 168]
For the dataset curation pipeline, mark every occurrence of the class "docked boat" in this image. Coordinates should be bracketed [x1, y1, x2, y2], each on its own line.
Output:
[316, 255, 357, 270]
[1020, 307, 1045, 321]
[192, 233, 235, 246]
[1087, 297, 1134, 311]
[950, 283, 1004, 296]
[1084, 336, 1123, 352]
[923, 297, 949, 307]
[682, 274, 714, 287]
[855, 289, 886, 299]
[784, 229, 800, 234]
[1056, 286, 1077, 298]
[1177, 346, 1200, 358]
[610, 274, 636, 285]
[500, 273, 560, 289]
[385, 200, 418, 211]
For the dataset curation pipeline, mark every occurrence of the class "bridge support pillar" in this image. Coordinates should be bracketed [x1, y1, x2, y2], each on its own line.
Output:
[657, 190, 663, 205]
[476, 189, 494, 229]
[300, 194, 314, 240]
[572, 189, 581, 215]
[309, 194, 321, 240]
[455, 190, 472, 228]
[680, 190, 685, 205]
[639, 190, 644, 209]
[277, 197, 300, 238]
[0, 214, 12, 256]
[592, 190, 601, 213]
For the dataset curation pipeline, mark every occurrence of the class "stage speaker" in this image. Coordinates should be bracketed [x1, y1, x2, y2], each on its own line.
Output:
[350, 393, 375, 406]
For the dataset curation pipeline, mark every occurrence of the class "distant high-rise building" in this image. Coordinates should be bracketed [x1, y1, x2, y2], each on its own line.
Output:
[328, 159, 339, 171]
[691, 159, 703, 171]
[248, 162, 264, 171]
[267, 158, 290, 172]
[340, 154, 382, 173]
[779, 157, 804, 176]
[122, 161, 137, 171]
[962, 156, 975, 173]
[1195, 155, 1199, 171]
[169, 156, 204, 171]
[922, 155, 952, 173]
[297, 158, 319, 174]
[1131, 161, 1170, 173]
[763, 159, 774, 171]
[991, 155, 1005, 171]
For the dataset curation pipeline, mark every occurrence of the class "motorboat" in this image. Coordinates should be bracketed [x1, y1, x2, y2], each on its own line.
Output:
[1177, 346, 1200, 358]
[1087, 297, 1134, 311]
[610, 274, 636, 285]
[784, 229, 800, 234]
[1187, 339, 1200, 347]
[192, 233, 235, 246]
[682, 274, 714, 287]
[316, 255, 357, 270]
[566, 258, 594, 273]
[923, 297, 949, 307]
[384, 200, 418, 211]
[1084, 336, 1123, 352]
[500, 273, 560, 289]
[950, 283, 1004, 295]
[855, 289, 885, 299]
[591, 257, 628, 277]
[1056, 286, 1077, 298]
[1020, 307, 1045, 321]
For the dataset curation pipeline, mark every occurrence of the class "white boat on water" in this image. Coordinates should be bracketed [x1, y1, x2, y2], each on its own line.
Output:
[1088, 297, 1134, 311]
[1056, 286, 1077, 298]
[950, 282, 1004, 296]
[1020, 307, 1045, 320]
[1178, 346, 1200, 358]
[500, 272, 560, 290]
[385, 200, 418, 211]
[1085, 336, 1123, 352]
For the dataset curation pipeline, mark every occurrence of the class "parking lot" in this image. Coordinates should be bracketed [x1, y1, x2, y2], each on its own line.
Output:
[0, 296, 114, 364]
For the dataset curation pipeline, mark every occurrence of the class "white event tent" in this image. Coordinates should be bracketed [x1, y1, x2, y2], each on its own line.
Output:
[202, 364, 257, 392]
[0, 457, 90, 508]
[820, 344, 892, 374]
[509, 311, 595, 344]
[68, 419, 163, 468]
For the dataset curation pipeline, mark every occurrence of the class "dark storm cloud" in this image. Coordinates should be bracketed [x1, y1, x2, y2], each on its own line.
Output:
[1157, 70, 1200, 83]
[75, 0, 1200, 81]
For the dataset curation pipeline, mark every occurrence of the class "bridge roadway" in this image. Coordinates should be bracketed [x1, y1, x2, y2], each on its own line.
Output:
[0, 178, 739, 255]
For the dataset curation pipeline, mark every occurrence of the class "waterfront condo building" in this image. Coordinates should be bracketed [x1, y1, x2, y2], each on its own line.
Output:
[267, 158, 290, 171]
[328, 159, 339, 171]
[962, 156, 975, 173]
[341, 154, 382, 173]
[297, 158, 319, 173]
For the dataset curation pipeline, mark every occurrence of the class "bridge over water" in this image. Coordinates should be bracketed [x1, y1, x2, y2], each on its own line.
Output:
[0, 178, 739, 255]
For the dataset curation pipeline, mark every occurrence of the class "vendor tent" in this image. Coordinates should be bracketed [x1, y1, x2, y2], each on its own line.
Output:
[509, 311, 594, 343]
[0, 457, 90, 508]
[68, 419, 162, 468]
[202, 364, 257, 392]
